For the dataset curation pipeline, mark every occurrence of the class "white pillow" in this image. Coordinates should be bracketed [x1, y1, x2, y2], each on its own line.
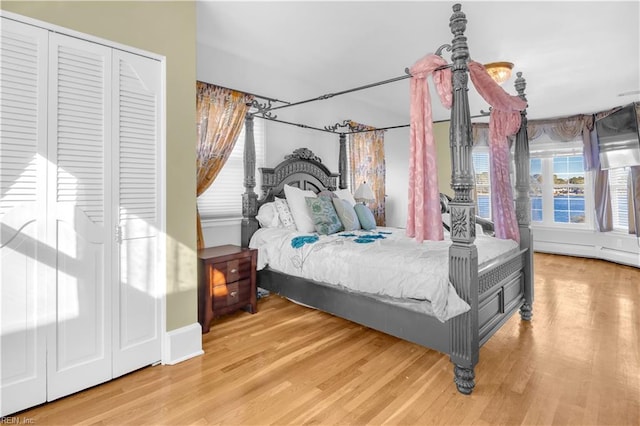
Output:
[333, 188, 357, 207]
[284, 184, 317, 232]
[274, 197, 296, 229]
[256, 202, 280, 228]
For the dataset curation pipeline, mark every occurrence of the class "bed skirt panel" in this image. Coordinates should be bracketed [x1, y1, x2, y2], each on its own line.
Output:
[257, 269, 450, 354]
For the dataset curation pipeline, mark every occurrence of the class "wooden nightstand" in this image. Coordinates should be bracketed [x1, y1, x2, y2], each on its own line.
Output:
[198, 245, 257, 333]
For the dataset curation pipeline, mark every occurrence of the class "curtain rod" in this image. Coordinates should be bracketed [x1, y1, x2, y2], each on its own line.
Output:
[345, 113, 490, 134]
[254, 112, 490, 135]
[265, 64, 452, 113]
[253, 114, 336, 134]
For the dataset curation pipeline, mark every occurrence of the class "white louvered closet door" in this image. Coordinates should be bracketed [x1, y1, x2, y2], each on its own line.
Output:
[1, 15, 163, 416]
[0, 17, 49, 416]
[46, 33, 113, 401]
[111, 50, 162, 377]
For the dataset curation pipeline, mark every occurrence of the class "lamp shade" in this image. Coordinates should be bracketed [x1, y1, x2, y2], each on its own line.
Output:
[354, 181, 375, 203]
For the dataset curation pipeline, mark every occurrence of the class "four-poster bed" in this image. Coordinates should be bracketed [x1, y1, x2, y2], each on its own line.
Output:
[238, 3, 534, 394]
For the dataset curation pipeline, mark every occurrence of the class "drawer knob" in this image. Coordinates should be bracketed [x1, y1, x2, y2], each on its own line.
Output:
[230, 268, 238, 274]
[230, 291, 238, 297]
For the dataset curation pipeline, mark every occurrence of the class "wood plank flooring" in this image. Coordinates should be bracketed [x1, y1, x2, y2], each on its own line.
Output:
[13, 253, 640, 425]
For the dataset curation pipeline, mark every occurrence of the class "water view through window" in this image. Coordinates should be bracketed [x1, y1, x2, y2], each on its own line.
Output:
[474, 153, 588, 225]
[552, 156, 585, 223]
[528, 155, 586, 224]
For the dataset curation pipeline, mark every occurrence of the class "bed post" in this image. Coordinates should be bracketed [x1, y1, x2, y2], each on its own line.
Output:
[241, 112, 259, 248]
[338, 133, 348, 189]
[514, 72, 534, 320]
[447, 3, 479, 395]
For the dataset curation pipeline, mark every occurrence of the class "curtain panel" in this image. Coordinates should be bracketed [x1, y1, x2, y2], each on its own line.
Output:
[196, 82, 253, 249]
[468, 61, 527, 242]
[348, 122, 386, 226]
[406, 53, 451, 243]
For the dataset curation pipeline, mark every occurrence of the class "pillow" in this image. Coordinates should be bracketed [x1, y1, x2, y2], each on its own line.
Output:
[305, 196, 344, 235]
[256, 202, 280, 228]
[283, 184, 317, 232]
[274, 197, 296, 229]
[332, 198, 361, 231]
[333, 188, 357, 207]
[354, 204, 376, 230]
[317, 190, 337, 200]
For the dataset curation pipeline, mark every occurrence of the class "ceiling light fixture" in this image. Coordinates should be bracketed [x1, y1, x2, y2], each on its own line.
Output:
[484, 61, 514, 85]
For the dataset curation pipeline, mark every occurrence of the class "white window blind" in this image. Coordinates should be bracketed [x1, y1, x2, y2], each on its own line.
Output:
[609, 167, 630, 230]
[197, 119, 265, 219]
[472, 150, 491, 219]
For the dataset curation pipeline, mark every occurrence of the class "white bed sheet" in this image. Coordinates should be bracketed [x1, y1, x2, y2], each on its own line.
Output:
[249, 227, 519, 322]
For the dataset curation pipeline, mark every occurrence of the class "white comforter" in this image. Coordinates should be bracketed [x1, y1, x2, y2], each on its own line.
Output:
[249, 227, 519, 322]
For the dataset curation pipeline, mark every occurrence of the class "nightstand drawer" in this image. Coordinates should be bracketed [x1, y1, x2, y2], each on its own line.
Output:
[210, 258, 251, 287]
[212, 278, 251, 310]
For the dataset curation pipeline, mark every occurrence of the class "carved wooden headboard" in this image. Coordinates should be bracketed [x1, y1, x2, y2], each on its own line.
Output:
[241, 148, 339, 247]
[259, 148, 339, 201]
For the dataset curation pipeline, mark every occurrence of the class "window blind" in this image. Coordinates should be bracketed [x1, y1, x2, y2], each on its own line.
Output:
[197, 119, 265, 219]
[472, 150, 491, 219]
[608, 167, 630, 230]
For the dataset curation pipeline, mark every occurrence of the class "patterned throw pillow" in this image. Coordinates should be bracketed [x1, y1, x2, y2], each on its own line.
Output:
[354, 204, 376, 230]
[305, 196, 344, 235]
[332, 198, 361, 231]
[274, 197, 296, 229]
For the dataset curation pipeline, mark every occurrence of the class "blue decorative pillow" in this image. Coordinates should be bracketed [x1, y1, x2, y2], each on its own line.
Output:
[354, 204, 376, 230]
[305, 196, 344, 235]
[332, 198, 361, 231]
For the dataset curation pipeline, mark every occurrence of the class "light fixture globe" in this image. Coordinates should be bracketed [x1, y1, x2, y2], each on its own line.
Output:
[484, 61, 514, 85]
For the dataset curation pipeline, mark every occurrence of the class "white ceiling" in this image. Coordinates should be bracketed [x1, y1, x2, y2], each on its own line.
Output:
[197, 1, 640, 127]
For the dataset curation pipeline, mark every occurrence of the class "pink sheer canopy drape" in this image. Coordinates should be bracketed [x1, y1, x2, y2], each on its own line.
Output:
[468, 61, 527, 242]
[406, 54, 452, 242]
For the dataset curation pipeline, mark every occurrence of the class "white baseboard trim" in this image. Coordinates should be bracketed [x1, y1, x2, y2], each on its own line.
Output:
[534, 241, 640, 268]
[163, 322, 204, 365]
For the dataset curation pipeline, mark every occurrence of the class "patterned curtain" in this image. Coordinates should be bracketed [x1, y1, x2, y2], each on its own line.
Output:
[348, 122, 386, 226]
[527, 112, 619, 232]
[196, 82, 253, 249]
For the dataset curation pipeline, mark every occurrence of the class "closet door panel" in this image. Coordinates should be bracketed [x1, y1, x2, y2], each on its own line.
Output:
[0, 18, 48, 417]
[112, 50, 162, 377]
[46, 33, 112, 401]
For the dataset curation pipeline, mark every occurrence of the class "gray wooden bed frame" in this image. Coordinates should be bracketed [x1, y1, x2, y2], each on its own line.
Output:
[240, 4, 534, 395]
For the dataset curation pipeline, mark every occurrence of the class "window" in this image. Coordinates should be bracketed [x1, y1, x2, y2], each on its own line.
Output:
[552, 156, 586, 223]
[528, 135, 589, 227]
[609, 167, 630, 230]
[472, 150, 491, 219]
[197, 119, 266, 219]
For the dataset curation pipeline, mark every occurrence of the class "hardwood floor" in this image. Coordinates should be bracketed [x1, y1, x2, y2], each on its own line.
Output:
[14, 253, 640, 425]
